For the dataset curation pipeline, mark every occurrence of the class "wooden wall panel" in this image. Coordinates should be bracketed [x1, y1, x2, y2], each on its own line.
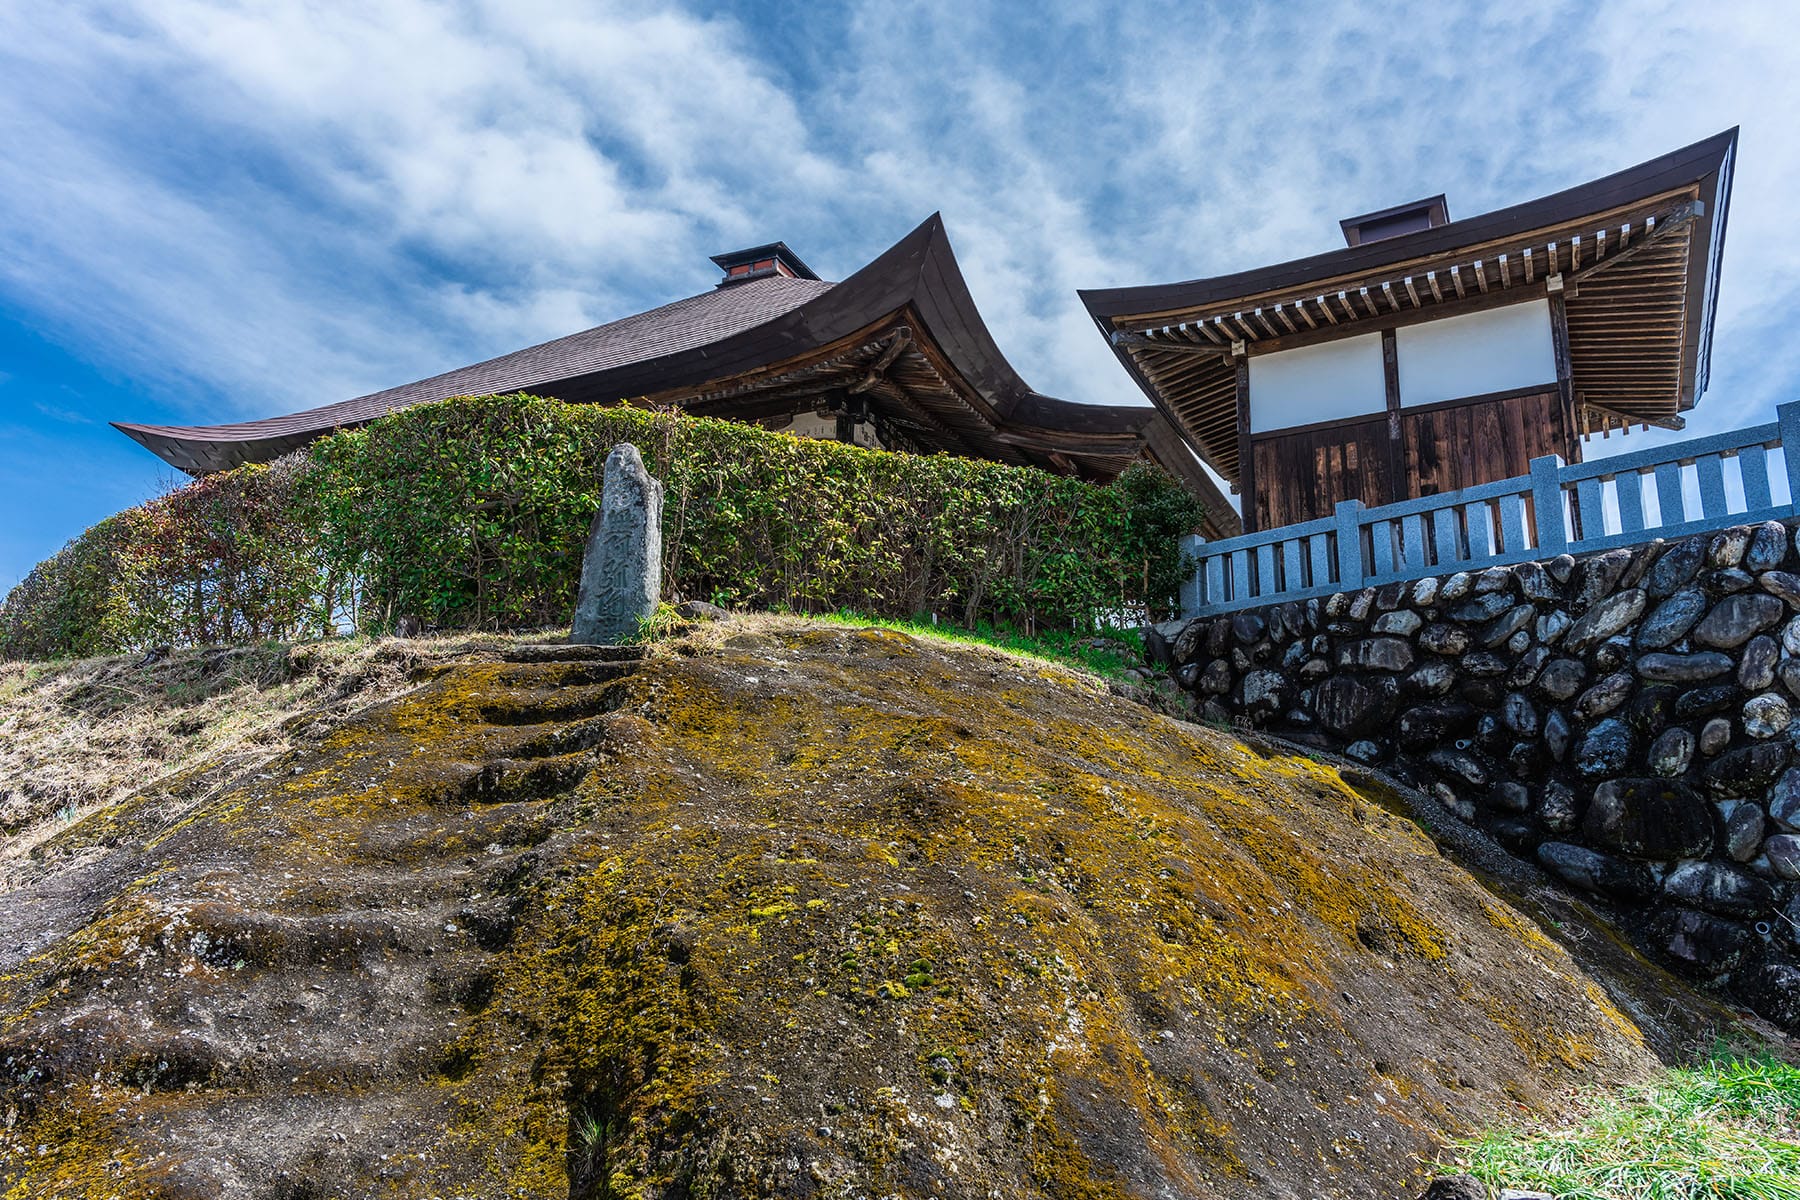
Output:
[1252, 416, 1393, 528]
[1400, 389, 1567, 499]
[1250, 389, 1571, 528]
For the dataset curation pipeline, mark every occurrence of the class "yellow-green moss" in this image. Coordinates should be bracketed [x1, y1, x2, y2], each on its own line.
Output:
[1, 622, 1673, 1199]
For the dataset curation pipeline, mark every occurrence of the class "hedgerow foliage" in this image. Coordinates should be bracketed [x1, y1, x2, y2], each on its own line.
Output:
[0, 455, 331, 659]
[1, 395, 1204, 658]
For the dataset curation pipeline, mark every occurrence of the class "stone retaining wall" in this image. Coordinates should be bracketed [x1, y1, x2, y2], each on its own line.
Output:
[1147, 519, 1800, 1029]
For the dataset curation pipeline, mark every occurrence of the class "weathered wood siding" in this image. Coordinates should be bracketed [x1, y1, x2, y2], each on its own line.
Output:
[1253, 389, 1571, 527]
[1402, 389, 1568, 499]
[1252, 415, 1392, 531]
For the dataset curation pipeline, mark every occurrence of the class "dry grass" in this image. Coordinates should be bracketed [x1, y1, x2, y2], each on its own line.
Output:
[0, 630, 555, 888]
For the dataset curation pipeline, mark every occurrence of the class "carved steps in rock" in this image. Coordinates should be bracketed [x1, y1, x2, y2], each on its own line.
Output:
[476, 682, 633, 727]
[500, 643, 648, 664]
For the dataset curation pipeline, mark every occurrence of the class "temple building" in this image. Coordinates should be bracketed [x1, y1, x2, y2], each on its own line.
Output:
[115, 214, 1239, 536]
[1080, 129, 1737, 532]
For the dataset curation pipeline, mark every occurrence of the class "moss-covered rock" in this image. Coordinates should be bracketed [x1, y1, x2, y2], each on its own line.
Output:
[0, 621, 1718, 1198]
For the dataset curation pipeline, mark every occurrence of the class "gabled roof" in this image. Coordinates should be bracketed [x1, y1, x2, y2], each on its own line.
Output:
[1080, 129, 1738, 487]
[112, 215, 1238, 532]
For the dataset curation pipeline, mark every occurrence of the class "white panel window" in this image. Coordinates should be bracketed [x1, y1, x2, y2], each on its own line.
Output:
[1395, 300, 1557, 407]
[1247, 333, 1387, 433]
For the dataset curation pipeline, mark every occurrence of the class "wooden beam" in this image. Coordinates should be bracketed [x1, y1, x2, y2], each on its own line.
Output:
[1381, 281, 1400, 310]
[1474, 259, 1489, 292]
[868, 378, 976, 452]
[847, 328, 913, 394]
[1111, 330, 1232, 358]
[1523, 246, 1534, 283]
[1316, 295, 1338, 325]
[1426, 271, 1443, 302]
[1549, 291, 1581, 465]
[1581, 399, 1685, 432]
[1568, 202, 1698, 287]
[1403, 276, 1421, 306]
[1236, 356, 1255, 531]
[1381, 326, 1403, 487]
[1450, 265, 1466, 298]
[1236, 284, 1555, 357]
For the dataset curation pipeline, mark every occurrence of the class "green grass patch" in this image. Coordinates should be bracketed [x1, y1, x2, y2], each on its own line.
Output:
[810, 609, 1146, 682]
[1448, 1048, 1800, 1200]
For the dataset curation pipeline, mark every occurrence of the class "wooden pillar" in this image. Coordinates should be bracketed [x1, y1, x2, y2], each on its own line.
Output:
[1234, 353, 1256, 533]
[1381, 328, 1404, 499]
[1548, 289, 1582, 466]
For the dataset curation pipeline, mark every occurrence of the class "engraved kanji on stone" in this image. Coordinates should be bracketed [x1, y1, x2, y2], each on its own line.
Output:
[571, 444, 663, 644]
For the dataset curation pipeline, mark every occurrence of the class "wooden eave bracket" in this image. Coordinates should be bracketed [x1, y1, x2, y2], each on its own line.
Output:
[1582, 399, 1686, 432]
[1109, 330, 1233, 359]
[1564, 200, 1703, 295]
[847, 327, 914, 395]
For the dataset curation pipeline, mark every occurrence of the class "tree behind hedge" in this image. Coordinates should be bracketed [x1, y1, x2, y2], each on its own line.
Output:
[2, 395, 1205, 658]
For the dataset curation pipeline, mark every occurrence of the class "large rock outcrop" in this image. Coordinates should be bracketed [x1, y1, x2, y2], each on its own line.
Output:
[0, 623, 1714, 1198]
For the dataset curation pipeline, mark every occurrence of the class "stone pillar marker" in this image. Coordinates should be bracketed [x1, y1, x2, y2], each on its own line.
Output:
[571, 443, 663, 645]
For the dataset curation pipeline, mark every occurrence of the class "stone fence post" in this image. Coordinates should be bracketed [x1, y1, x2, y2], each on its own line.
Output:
[571, 444, 663, 645]
[1529, 454, 1568, 557]
[1179, 534, 1205, 618]
[1779, 400, 1800, 516]
[1333, 498, 1364, 590]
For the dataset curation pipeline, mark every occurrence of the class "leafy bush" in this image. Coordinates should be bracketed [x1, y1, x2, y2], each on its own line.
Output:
[2, 394, 1204, 658]
[0, 455, 331, 659]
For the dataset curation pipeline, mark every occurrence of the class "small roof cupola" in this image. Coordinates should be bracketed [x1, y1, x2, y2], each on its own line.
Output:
[1339, 195, 1450, 246]
[710, 240, 820, 286]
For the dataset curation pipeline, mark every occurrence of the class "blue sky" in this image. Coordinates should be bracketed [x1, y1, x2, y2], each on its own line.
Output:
[3, 0, 1798, 591]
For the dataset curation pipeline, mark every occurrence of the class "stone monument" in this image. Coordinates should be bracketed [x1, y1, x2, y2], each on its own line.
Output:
[571, 443, 663, 644]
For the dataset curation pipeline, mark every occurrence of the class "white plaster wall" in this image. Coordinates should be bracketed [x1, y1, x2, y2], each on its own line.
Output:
[1395, 299, 1556, 407]
[1247, 333, 1387, 433]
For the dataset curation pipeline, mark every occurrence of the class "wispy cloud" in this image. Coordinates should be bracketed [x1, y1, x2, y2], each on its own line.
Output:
[32, 401, 97, 426]
[0, 0, 1794, 446]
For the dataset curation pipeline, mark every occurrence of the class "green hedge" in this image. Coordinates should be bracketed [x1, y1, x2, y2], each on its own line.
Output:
[0, 454, 330, 659]
[1, 395, 1204, 658]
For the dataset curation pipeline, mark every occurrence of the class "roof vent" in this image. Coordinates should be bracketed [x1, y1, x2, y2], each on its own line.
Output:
[1339, 195, 1450, 247]
[710, 240, 820, 286]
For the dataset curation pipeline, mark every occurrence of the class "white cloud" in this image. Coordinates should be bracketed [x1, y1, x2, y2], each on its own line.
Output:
[0, 0, 1796, 451]
[0, 0, 843, 419]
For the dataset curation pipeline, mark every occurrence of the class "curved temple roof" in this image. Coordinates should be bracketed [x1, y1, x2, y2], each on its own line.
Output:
[119, 218, 1137, 464]
[115, 214, 1240, 532]
[115, 273, 836, 472]
[1080, 130, 1738, 489]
